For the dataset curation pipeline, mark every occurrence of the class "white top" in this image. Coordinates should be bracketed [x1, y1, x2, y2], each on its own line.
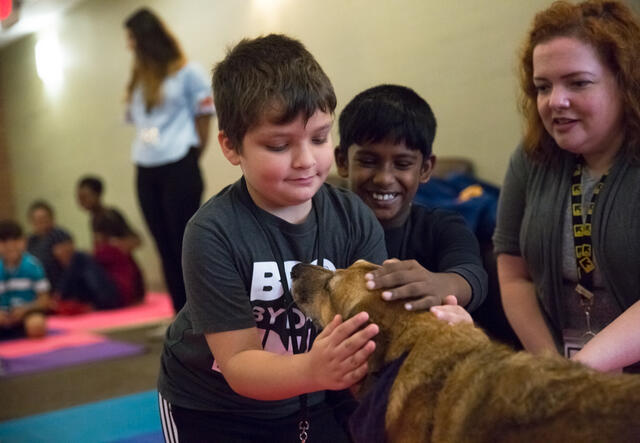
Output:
[127, 62, 215, 167]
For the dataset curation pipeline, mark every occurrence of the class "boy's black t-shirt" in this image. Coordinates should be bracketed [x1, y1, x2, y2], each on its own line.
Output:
[27, 227, 70, 290]
[57, 251, 121, 310]
[158, 178, 387, 418]
[384, 204, 487, 312]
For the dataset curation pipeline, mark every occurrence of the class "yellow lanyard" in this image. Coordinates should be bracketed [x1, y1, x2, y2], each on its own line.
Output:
[570, 160, 608, 333]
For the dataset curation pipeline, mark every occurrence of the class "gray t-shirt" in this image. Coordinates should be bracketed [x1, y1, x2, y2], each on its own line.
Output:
[158, 178, 387, 418]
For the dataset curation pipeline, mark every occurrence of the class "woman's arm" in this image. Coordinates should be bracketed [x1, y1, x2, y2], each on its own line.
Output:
[205, 312, 378, 401]
[497, 253, 557, 354]
[571, 300, 640, 371]
[185, 64, 214, 157]
[194, 115, 211, 157]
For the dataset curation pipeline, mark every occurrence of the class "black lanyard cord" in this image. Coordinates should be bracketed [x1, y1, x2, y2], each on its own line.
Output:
[246, 197, 323, 439]
[251, 203, 322, 353]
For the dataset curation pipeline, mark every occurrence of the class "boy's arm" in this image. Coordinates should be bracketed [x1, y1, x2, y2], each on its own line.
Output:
[106, 209, 142, 253]
[109, 235, 141, 254]
[10, 290, 50, 322]
[366, 211, 487, 312]
[11, 259, 51, 322]
[205, 312, 378, 401]
[35, 290, 50, 310]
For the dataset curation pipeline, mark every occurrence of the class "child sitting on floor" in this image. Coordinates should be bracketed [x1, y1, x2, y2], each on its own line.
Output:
[76, 176, 145, 306]
[0, 220, 50, 339]
[50, 230, 122, 314]
[26, 200, 71, 292]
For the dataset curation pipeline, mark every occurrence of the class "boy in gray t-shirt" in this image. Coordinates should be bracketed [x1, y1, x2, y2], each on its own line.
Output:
[157, 34, 387, 442]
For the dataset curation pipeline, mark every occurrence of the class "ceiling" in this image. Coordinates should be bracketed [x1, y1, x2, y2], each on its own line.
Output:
[0, 0, 86, 49]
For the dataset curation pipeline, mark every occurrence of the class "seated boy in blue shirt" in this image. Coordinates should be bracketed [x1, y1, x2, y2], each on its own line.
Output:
[335, 84, 487, 320]
[157, 34, 387, 442]
[0, 220, 50, 339]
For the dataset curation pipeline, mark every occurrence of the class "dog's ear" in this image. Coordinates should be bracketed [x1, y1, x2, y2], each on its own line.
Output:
[329, 260, 381, 318]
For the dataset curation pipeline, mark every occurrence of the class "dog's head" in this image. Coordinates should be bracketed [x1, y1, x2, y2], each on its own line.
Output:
[290, 259, 381, 328]
[291, 259, 413, 376]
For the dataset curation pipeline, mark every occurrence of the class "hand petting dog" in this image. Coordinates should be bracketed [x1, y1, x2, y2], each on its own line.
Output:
[430, 295, 473, 325]
[306, 312, 379, 390]
[364, 258, 473, 317]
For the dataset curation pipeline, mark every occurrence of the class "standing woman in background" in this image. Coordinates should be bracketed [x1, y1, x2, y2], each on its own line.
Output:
[493, 0, 640, 372]
[124, 8, 214, 313]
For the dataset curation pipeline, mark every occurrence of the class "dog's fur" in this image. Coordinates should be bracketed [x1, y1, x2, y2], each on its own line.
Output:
[291, 260, 640, 443]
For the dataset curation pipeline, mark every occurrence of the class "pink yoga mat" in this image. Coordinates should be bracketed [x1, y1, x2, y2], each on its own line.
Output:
[47, 292, 174, 332]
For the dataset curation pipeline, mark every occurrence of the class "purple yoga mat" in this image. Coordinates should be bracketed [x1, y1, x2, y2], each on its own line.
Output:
[0, 340, 146, 377]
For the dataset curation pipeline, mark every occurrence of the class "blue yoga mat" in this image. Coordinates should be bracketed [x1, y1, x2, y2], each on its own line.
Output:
[0, 390, 162, 443]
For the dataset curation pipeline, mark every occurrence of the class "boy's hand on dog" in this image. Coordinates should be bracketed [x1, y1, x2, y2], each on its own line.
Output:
[430, 295, 473, 325]
[365, 259, 457, 311]
[307, 312, 379, 390]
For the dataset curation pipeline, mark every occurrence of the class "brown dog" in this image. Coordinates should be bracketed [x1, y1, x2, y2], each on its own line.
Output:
[291, 260, 640, 443]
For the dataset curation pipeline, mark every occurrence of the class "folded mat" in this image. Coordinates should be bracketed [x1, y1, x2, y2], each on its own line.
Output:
[46, 292, 173, 332]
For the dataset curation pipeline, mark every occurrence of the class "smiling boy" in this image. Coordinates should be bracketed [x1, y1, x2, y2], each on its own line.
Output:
[335, 84, 487, 315]
[157, 35, 387, 442]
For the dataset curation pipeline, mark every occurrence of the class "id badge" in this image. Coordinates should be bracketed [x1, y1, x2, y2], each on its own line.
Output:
[562, 328, 595, 358]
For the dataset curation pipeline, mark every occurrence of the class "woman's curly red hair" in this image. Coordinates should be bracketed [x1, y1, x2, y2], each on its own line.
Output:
[518, 0, 640, 163]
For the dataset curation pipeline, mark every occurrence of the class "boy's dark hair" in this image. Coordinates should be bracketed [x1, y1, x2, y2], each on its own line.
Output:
[49, 229, 73, 246]
[28, 200, 54, 217]
[0, 220, 23, 241]
[337, 84, 437, 158]
[212, 34, 336, 150]
[78, 175, 104, 196]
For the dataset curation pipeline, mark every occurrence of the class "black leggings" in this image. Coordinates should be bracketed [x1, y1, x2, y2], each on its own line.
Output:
[161, 400, 353, 443]
[136, 148, 203, 312]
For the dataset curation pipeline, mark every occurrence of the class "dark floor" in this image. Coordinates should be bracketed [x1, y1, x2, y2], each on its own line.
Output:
[0, 324, 165, 422]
